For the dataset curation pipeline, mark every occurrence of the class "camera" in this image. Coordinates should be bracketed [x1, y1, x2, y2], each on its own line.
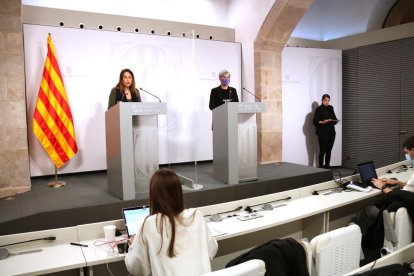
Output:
[59, 21, 64, 27]
[79, 23, 85, 29]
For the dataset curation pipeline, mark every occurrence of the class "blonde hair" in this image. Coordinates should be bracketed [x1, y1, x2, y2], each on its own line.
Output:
[219, 70, 231, 78]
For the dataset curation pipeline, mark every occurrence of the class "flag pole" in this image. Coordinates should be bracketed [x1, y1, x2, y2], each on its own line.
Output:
[47, 166, 66, 188]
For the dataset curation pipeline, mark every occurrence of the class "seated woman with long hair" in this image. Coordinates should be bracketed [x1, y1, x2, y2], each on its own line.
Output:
[125, 169, 218, 276]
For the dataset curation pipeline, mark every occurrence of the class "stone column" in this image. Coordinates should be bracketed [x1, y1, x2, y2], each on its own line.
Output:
[255, 0, 314, 163]
[0, 0, 31, 198]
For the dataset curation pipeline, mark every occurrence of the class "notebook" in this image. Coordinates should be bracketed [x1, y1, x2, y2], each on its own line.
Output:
[122, 206, 150, 237]
[357, 161, 378, 188]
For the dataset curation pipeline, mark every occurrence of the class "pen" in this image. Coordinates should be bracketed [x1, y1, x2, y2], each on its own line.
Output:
[70, 242, 88, 247]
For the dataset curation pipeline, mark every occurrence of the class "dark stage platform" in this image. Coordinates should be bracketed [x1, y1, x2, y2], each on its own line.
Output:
[0, 162, 336, 235]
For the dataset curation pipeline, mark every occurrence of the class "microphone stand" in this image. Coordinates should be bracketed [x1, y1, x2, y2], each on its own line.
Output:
[242, 87, 261, 102]
[139, 87, 162, 102]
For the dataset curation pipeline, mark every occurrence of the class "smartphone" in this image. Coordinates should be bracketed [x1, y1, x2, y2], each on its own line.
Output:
[117, 242, 129, 253]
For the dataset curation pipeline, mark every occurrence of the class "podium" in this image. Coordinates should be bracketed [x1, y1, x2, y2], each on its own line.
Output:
[105, 102, 166, 200]
[212, 102, 266, 184]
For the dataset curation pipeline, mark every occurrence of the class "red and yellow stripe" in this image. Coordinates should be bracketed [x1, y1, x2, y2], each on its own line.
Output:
[33, 34, 78, 168]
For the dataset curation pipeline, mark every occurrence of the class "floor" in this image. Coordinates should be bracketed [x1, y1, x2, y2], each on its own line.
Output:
[0, 162, 356, 235]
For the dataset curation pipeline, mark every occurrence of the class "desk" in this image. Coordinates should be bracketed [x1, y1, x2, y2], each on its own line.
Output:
[1, 161, 411, 275]
[77, 219, 128, 276]
[0, 227, 85, 276]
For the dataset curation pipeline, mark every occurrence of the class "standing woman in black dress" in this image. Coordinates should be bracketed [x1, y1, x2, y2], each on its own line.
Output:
[313, 94, 340, 168]
[209, 69, 239, 110]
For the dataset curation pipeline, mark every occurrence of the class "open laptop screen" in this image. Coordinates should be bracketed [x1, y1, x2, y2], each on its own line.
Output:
[358, 161, 378, 187]
[122, 206, 150, 237]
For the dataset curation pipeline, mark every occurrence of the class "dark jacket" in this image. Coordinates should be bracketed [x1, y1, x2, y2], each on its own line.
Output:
[226, 238, 309, 276]
[312, 105, 338, 136]
[209, 86, 239, 110]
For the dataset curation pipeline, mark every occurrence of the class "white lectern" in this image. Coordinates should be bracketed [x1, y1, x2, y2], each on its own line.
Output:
[212, 102, 266, 184]
[105, 102, 166, 200]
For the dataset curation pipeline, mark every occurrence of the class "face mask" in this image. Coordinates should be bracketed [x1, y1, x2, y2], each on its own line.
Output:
[220, 78, 230, 86]
[405, 153, 413, 163]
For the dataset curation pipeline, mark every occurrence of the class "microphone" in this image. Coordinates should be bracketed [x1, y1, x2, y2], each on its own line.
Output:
[242, 87, 261, 102]
[0, 236, 56, 247]
[139, 87, 161, 102]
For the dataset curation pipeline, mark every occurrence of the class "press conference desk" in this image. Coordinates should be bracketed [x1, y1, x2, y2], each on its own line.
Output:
[0, 227, 86, 276]
[1, 161, 412, 275]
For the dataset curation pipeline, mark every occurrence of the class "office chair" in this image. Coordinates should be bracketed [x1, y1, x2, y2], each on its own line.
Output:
[382, 207, 413, 256]
[309, 224, 362, 276]
[200, 259, 266, 276]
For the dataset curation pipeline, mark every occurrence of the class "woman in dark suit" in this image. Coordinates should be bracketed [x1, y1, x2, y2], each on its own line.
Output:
[313, 94, 339, 168]
[209, 69, 239, 110]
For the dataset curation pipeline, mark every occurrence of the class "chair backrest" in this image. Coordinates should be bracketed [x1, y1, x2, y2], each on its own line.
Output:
[200, 259, 266, 276]
[387, 207, 413, 250]
[310, 224, 362, 276]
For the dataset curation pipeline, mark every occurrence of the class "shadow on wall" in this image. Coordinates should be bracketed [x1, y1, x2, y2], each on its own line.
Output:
[303, 101, 319, 166]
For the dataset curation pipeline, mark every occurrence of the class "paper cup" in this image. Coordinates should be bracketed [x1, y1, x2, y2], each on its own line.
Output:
[103, 225, 116, 242]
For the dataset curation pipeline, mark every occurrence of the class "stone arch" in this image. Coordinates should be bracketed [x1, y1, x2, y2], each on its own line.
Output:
[254, 0, 314, 163]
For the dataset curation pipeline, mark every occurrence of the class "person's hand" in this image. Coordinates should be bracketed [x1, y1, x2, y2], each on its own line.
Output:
[371, 178, 386, 189]
[128, 235, 135, 245]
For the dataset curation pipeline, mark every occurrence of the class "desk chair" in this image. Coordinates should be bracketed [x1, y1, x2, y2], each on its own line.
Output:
[382, 207, 413, 256]
[200, 259, 266, 276]
[309, 224, 362, 276]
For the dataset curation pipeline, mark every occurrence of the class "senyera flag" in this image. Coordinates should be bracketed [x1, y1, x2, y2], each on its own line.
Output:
[33, 34, 78, 169]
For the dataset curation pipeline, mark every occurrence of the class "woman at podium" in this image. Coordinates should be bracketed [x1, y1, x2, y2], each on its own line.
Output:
[108, 68, 141, 109]
[209, 69, 239, 110]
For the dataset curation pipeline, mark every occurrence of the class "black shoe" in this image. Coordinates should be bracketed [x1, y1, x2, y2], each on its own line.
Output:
[324, 165, 331, 169]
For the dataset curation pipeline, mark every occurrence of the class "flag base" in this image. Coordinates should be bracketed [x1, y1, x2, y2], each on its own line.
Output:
[47, 181, 66, 188]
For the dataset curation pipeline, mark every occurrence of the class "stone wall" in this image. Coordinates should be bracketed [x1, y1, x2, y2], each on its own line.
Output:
[0, 0, 31, 198]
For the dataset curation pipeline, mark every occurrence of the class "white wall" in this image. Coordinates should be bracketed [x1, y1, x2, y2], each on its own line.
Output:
[282, 47, 342, 167]
[24, 24, 241, 176]
[22, 0, 229, 28]
[228, 0, 275, 99]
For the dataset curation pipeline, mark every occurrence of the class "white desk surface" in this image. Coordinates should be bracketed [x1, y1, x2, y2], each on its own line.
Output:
[206, 163, 413, 241]
[0, 227, 85, 276]
[1, 162, 411, 275]
[208, 188, 381, 241]
[77, 219, 128, 267]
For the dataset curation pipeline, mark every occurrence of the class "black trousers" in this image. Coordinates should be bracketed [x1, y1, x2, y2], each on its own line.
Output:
[317, 133, 335, 167]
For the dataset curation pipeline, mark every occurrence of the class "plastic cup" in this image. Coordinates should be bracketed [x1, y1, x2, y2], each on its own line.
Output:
[103, 225, 116, 242]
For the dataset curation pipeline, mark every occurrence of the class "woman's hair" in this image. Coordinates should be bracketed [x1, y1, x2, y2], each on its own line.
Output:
[219, 69, 231, 78]
[143, 169, 185, 258]
[321, 94, 330, 100]
[116, 68, 137, 94]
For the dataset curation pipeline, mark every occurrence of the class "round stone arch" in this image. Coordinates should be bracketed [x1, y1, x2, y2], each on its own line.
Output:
[254, 0, 314, 163]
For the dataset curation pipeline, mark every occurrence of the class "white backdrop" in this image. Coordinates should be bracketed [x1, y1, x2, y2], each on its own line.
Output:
[24, 24, 241, 176]
[282, 47, 342, 167]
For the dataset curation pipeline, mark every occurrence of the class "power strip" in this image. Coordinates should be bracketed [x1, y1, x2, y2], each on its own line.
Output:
[237, 213, 264, 221]
[346, 183, 372, 193]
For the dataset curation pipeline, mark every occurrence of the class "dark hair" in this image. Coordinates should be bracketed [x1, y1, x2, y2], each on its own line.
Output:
[116, 68, 138, 95]
[321, 94, 330, 100]
[403, 135, 414, 151]
[141, 169, 185, 258]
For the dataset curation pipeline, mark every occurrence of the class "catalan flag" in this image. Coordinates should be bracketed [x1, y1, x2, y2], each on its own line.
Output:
[33, 34, 78, 168]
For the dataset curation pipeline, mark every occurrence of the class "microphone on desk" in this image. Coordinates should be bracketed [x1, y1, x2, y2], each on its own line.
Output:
[242, 87, 261, 102]
[139, 87, 161, 102]
[0, 236, 56, 247]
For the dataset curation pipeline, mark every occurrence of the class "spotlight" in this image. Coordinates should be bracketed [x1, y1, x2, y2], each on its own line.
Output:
[117, 26, 122, 31]
[196, 34, 200, 39]
[166, 31, 171, 36]
[79, 23, 85, 29]
[209, 35, 213, 40]
[182, 32, 186, 37]
[134, 28, 139, 33]
[59, 21, 64, 27]
[98, 25, 103, 30]
[151, 29, 155, 34]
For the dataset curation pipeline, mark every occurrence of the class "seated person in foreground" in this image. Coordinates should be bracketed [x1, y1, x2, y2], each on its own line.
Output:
[371, 135, 414, 194]
[125, 169, 218, 276]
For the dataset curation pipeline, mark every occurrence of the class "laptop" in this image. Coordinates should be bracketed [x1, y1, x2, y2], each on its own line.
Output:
[122, 205, 150, 237]
[357, 161, 378, 188]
